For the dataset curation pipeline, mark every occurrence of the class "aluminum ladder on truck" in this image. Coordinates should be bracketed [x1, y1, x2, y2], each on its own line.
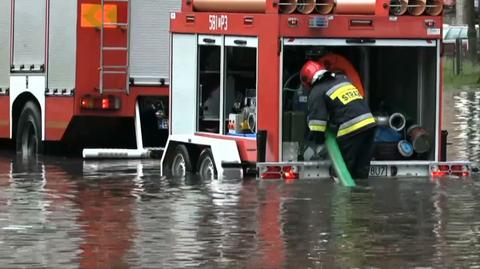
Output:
[99, 0, 130, 95]
[83, 0, 164, 159]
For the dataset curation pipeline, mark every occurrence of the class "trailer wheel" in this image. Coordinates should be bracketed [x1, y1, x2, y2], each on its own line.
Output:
[16, 102, 42, 157]
[170, 144, 192, 177]
[197, 148, 217, 181]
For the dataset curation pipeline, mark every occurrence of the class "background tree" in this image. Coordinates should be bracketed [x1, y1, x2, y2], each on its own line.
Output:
[465, 0, 478, 63]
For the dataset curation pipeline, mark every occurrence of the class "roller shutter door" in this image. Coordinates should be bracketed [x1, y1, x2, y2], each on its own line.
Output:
[13, 0, 46, 71]
[48, 0, 78, 91]
[0, 1, 11, 88]
[130, 0, 181, 85]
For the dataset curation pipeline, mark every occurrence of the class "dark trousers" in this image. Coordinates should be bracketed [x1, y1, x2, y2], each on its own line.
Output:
[338, 127, 376, 179]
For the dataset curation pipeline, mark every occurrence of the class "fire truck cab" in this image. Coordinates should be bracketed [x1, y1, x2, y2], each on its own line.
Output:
[0, 0, 180, 157]
[161, 0, 470, 180]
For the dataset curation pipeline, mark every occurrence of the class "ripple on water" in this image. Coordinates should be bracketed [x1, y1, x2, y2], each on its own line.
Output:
[0, 131, 479, 268]
[446, 89, 480, 162]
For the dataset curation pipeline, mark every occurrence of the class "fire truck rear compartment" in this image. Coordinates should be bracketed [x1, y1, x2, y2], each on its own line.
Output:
[282, 43, 438, 162]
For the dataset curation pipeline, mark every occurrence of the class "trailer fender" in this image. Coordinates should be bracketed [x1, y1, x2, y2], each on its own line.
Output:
[161, 134, 242, 179]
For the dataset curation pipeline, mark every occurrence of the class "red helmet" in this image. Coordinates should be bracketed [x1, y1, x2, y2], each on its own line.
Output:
[300, 60, 328, 88]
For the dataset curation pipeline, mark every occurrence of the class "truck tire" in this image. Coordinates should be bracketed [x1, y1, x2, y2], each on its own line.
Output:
[197, 148, 217, 181]
[16, 102, 42, 157]
[170, 144, 192, 177]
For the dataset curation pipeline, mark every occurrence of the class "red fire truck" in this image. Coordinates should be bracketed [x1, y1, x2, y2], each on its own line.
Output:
[0, 0, 180, 157]
[160, 0, 471, 179]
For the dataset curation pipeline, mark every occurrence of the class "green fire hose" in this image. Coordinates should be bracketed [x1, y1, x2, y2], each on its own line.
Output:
[325, 129, 356, 187]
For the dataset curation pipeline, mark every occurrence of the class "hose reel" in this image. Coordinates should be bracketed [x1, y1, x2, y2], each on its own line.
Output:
[374, 112, 406, 132]
[388, 112, 406, 132]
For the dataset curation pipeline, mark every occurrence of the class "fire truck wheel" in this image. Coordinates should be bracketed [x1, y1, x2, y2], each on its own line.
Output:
[170, 144, 192, 177]
[16, 102, 42, 157]
[197, 148, 217, 181]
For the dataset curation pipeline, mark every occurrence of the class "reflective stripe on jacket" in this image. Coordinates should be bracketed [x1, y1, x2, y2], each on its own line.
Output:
[307, 74, 376, 140]
[308, 119, 327, 132]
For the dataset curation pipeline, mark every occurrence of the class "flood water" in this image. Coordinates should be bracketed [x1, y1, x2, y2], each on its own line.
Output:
[0, 90, 479, 268]
[444, 89, 480, 162]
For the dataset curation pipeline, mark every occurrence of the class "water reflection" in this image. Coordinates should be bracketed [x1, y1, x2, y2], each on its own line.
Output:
[0, 153, 479, 268]
[76, 173, 135, 268]
[430, 178, 480, 267]
[445, 90, 480, 161]
[0, 156, 80, 268]
[248, 182, 285, 269]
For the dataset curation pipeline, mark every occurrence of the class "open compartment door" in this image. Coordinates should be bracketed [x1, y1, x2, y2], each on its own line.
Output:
[281, 38, 440, 163]
[171, 34, 197, 135]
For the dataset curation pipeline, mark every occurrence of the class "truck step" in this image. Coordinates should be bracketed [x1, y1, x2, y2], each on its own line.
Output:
[104, 22, 128, 27]
[103, 70, 128, 74]
[102, 88, 127, 93]
[102, 46, 128, 51]
[103, 65, 129, 69]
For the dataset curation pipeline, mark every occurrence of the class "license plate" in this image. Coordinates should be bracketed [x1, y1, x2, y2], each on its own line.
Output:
[369, 165, 388, 177]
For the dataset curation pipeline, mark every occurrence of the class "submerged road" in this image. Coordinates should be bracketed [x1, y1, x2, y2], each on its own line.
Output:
[0, 90, 478, 268]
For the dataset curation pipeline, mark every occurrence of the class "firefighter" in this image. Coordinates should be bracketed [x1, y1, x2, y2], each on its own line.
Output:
[300, 60, 377, 179]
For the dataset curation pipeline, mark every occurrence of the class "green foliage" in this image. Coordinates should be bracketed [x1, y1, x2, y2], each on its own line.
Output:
[444, 57, 480, 90]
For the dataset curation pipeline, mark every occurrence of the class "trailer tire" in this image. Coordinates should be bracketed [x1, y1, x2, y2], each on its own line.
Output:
[16, 102, 42, 157]
[170, 144, 192, 177]
[197, 148, 217, 181]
